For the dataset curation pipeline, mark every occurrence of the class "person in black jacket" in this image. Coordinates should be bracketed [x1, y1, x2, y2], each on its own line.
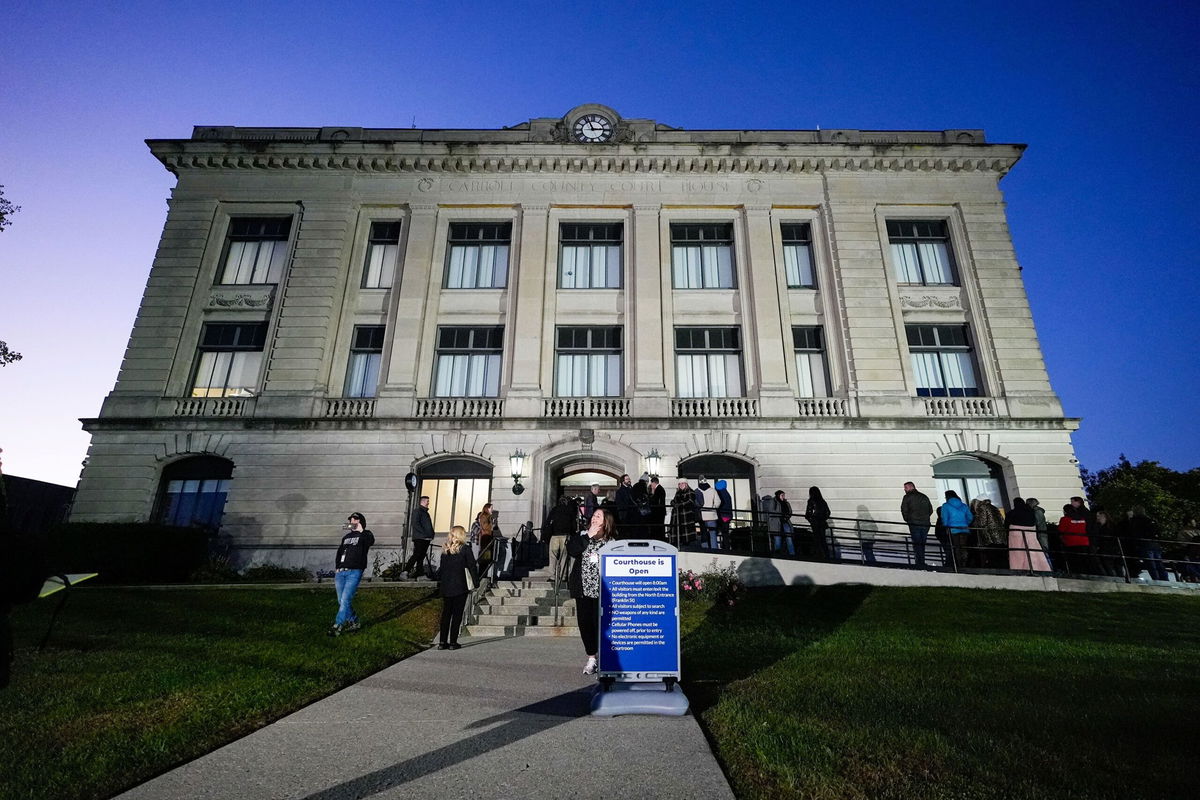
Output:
[404, 495, 435, 579]
[437, 526, 480, 650]
[329, 512, 374, 636]
[614, 474, 636, 538]
[647, 477, 667, 541]
[804, 486, 831, 561]
[567, 507, 617, 675]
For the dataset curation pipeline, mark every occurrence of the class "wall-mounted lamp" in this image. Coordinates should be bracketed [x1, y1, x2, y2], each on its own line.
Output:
[646, 448, 662, 479]
[510, 450, 527, 495]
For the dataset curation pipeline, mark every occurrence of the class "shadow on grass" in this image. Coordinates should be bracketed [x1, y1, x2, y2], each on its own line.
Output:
[682, 583, 873, 714]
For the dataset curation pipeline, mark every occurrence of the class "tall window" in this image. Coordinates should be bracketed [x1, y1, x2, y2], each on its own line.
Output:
[445, 222, 511, 289]
[434, 326, 503, 397]
[555, 326, 622, 397]
[363, 220, 401, 288]
[420, 458, 494, 534]
[559, 223, 622, 288]
[675, 327, 743, 398]
[191, 323, 267, 397]
[906, 324, 980, 397]
[345, 326, 385, 398]
[781, 223, 817, 289]
[792, 326, 830, 397]
[157, 456, 233, 530]
[672, 223, 735, 289]
[888, 220, 957, 285]
[219, 217, 291, 285]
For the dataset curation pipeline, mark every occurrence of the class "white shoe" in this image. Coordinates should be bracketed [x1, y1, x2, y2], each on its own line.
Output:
[583, 656, 597, 675]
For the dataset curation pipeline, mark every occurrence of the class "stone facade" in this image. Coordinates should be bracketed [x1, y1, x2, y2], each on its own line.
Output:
[73, 104, 1081, 567]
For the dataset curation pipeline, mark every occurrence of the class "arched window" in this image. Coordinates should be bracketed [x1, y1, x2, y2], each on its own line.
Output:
[677, 454, 756, 514]
[157, 456, 234, 530]
[933, 455, 1008, 508]
[418, 458, 493, 533]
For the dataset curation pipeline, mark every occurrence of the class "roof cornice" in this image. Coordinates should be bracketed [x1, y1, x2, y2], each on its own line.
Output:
[146, 141, 1025, 177]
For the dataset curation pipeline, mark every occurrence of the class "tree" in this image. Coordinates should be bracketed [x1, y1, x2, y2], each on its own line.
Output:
[1083, 455, 1200, 538]
[0, 186, 21, 367]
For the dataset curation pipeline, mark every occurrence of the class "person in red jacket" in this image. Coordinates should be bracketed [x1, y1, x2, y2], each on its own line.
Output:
[1058, 497, 1099, 576]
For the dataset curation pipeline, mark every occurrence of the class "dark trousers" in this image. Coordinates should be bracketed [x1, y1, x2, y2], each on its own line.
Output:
[949, 533, 969, 570]
[908, 524, 930, 567]
[405, 539, 431, 577]
[439, 592, 468, 645]
[576, 595, 599, 657]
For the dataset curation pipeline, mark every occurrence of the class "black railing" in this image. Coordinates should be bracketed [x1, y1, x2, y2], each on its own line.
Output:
[657, 505, 1200, 585]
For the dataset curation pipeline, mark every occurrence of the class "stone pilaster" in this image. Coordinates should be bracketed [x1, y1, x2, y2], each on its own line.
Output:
[630, 203, 669, 417]
[378, 203, 439, 416]
[505, 204, 550, 417]
[742, 205, 795, 417]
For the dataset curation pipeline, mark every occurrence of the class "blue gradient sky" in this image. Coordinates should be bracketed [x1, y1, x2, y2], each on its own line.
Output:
[1, 0, 1197, 485]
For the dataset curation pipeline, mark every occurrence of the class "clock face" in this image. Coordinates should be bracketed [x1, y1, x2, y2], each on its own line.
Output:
[572, 113, 614, 143]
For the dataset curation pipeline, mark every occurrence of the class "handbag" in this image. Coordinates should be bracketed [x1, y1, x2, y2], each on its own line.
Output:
[465, 566, 476, 591]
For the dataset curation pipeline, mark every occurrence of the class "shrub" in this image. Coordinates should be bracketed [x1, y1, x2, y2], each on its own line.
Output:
[679, 561, 747, 607]
[189, 555, 241, 584]
[241, 564, 313, 583]
[45, 522, 208, 584]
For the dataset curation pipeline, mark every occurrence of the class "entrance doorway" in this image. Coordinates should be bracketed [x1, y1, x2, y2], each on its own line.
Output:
[558, 469, 619, 504]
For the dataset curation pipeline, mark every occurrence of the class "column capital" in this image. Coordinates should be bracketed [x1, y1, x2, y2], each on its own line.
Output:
[408, 203, 438, 215]
[520, 203, 550, 213]
[743, 203, 773, 216]
[632, 203, 660, 214]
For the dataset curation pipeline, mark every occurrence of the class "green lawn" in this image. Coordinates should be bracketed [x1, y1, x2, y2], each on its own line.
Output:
[680, 586, 1200, 800]
[1, 586, 440, 800]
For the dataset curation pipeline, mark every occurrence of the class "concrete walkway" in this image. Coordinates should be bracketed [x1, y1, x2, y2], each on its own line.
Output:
[117, 636, 734, 800]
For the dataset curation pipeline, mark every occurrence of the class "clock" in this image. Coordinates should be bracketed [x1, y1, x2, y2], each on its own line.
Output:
[572, 113, 614, 143]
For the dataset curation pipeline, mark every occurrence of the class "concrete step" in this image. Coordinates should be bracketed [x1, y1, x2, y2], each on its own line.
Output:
[474, 613, 578, 627]
[466, 624, 580, 638]
[480, 600, 575, 615]
[488, 594, 571, 607]
[491, 579, 555, 591]
[486, 587, 564, 600]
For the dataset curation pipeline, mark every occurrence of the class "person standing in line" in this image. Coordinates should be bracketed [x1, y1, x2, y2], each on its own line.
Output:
[1058, 499, 1096, 575]
[938, 490, 973, 570]
[1006, 497, 1051, 573]
[714, 479, 734, 547]
[582, 483, 603, 527]
[647, 477, 667, 541]
[1126, 505, 1168, 581]
[669, 479, 698, 547]
[545, 496, 579, 582]
[470, 502, 494, 567]
[697, 477, 719, 549]
[631, 473, 651, 539]
[614, 474, 636, 539]
[436, 525, 480, 650]
[329, 512, 374, 636]
[973, 498, 1008, 569]
[1089, 509, 1124, 578]
[765, 490, 795, 556]
[900, 482, 934, 568]
[567, 507, 617, 675]
[804, 486, 831, 561]
[404, 496, 435, 579]
[1026, 498, 1051, 569]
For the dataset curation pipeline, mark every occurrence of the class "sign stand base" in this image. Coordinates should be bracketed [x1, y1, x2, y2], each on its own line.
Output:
[589, 681, 690, 717]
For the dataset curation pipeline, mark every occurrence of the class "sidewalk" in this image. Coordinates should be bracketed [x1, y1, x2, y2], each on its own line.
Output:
[116, 636, 735, 800]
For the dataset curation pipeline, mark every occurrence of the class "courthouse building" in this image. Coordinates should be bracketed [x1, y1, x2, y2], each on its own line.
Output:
[72, 104, 1082, 566]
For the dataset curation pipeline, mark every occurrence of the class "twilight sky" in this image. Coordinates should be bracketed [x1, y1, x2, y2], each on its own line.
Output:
[1, 0, 1197, 486]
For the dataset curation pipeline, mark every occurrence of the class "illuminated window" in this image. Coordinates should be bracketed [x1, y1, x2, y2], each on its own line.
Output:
[218, 217, 291, 285]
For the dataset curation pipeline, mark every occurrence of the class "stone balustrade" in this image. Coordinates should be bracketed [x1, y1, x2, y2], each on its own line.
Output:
[922, 397, 996, 418]
[322, 398, 376, 419]
[670, 397, 759, 419]
[173, 397, 253, 417]
[796, 398, 850, 418]
[542, 397, 631, 419]
[415, 397, 505, 419]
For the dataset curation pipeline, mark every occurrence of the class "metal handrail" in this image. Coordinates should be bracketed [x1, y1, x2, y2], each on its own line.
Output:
[667, 503, 1200, 584]
[459, 536, 501, 636]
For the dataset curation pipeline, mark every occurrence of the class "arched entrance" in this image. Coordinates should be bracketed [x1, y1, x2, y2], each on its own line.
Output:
[155, 455, 234, 530]
[677, 454, 756, 516]
[933, 455, 1008, 508]
[418, 457, 494, 533]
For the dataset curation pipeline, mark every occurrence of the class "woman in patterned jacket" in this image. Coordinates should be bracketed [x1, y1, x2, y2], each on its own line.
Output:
[567, 507, 617, 675]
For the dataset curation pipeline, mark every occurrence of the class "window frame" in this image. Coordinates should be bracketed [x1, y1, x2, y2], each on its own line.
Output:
[673, 326, 745, 398]
[887, 219, 959, 287]
[344, 325, 386, 398]
[558, 222, 624, 289]
[791, 325, 831, 398]
[443, 222, 512, 290]
[216, 216, 293, 286]
[780, 222, 818, 289]
[190, 322, 268, 398]
[905, 323, 982, 398]
[432, 325, 504, 398]
[361, 220, 402, 289]
[554, 325, 623, 397]
[670, 223, 737, 290]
